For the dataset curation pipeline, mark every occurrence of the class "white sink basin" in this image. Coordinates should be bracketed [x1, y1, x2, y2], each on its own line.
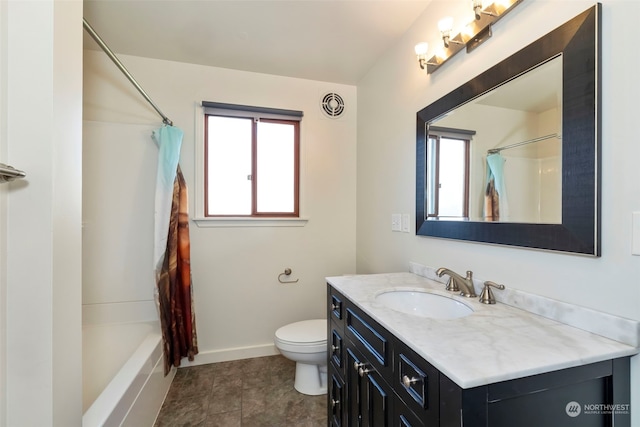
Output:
[375, 290, 473, 319]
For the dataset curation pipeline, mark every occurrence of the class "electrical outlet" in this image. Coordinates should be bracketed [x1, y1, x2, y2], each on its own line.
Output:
[391, 214, 401, 232]
[401, 214, 410, 233]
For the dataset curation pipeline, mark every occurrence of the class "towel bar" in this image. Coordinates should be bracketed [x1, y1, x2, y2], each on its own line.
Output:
[0, 163, 26, 183]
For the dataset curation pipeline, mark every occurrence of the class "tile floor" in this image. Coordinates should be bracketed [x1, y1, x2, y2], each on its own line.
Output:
[154, 355, 327, 427]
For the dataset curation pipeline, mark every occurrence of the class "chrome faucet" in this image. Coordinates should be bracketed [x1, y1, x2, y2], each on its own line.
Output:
[436, 268, 476, 297]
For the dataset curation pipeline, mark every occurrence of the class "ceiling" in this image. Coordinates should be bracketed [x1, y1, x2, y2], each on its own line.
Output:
[83, 0, 432, 85]
[477, 56, 562, 114]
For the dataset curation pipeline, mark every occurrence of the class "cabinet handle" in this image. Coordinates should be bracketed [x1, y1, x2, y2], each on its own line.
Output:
[332, 303, 340, 310]
[331, 345, 340, 352]
[331, 399, 340, 408]
[354, 361, 365, 371]
[358, 366, 372, 377]
[402, 375, 419, 388]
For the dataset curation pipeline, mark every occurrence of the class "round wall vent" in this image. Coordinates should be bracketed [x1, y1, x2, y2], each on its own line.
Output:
[321, 93, 345, 118]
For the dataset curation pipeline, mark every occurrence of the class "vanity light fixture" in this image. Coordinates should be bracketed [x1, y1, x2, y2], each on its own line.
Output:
[416, 0, 524, 74]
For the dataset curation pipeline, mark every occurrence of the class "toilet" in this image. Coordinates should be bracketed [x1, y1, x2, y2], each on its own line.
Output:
[274, 319, 328, 395]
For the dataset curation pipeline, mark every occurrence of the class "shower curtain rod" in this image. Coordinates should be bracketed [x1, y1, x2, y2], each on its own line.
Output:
[487, 133, 560, 154]
[83, 18, 174, 126]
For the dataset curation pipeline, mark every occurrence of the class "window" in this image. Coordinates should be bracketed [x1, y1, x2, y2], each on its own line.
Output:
[203, 102, 302, 217]
[426, 127, 473, 219]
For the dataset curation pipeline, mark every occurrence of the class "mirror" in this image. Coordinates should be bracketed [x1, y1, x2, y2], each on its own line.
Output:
[416, 5, 601, 255]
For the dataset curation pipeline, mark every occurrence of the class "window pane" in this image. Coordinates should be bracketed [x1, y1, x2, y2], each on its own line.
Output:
[206, 116, 252, 215]
[438, 138, 466, 217]
[426, 137, 437, 216]
[256, 121, 295, 213]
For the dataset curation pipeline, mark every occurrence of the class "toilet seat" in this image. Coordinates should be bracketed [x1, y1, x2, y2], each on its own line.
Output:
[275, 319, 326, 347]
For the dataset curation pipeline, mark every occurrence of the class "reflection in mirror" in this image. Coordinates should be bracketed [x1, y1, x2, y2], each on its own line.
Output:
[428, 56, 563, 224]
[426, 127, 472, 220]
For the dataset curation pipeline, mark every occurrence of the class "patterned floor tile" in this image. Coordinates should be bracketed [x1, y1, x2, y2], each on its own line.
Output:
[154, 355, 327, 426]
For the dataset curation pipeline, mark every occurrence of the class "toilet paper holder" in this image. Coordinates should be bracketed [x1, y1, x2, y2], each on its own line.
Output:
[278, 268, 299, 284]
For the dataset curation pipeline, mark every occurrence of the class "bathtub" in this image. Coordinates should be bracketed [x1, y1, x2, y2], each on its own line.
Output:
[82, 316, 175, 426]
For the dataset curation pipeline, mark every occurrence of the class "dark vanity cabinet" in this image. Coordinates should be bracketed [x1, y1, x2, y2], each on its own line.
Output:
[328, 286, 439, 427]
[328, 286, 397, 426]
[327, 285, 631, 427]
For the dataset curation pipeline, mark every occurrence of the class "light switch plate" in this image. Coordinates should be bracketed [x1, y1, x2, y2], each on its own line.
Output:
[391, 214, 401, 232]
[401, 214, 410, 233]
[633, 212, 640, 256]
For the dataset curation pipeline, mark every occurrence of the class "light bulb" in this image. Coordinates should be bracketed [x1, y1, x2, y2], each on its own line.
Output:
[438, 17, 454, 33]
[414, 42, 429, 56]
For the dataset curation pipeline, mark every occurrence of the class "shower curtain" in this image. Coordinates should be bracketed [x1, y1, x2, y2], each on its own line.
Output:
[153, 125, 198, 375]
[484, 153, 509, 221]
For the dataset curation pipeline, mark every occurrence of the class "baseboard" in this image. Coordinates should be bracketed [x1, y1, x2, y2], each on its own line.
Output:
[179, 344, 280, 367]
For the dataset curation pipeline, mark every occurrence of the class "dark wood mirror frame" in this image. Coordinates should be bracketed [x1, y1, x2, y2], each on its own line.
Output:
[416, 4, 601, 256]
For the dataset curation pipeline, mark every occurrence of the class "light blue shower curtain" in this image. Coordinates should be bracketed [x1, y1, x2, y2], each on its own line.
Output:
[152, 125, 183, 271]
[484, 153, 509, 221]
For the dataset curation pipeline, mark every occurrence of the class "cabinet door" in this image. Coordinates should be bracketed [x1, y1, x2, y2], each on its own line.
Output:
[346, 347, 365, 426]
[395, 402, 425, 427]
[346, 343, 393, 427]
[362, 368, 393, 427]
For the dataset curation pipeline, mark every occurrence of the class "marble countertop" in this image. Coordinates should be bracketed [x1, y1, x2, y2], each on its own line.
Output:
[326, 272, 639, 389]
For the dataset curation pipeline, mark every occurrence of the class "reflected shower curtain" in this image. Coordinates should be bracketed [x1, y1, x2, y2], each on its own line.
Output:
[484, 153, 509, 221]
[153, 125, 198, 375]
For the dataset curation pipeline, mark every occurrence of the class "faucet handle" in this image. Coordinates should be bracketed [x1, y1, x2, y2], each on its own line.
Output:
[445, 277, 459, 292]
[479, 281, 505, 304]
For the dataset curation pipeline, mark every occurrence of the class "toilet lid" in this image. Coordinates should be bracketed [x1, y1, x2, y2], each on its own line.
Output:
[275, 319, 326, 345]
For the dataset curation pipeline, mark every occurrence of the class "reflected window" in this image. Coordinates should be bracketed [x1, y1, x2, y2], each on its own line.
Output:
[426, 127, 471, 219]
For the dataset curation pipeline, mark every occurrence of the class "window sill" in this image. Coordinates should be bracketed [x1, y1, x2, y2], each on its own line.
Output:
[192, 217, 309, 228]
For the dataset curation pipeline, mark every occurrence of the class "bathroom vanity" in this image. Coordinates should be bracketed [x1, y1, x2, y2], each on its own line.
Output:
[326, 271, 637, 427]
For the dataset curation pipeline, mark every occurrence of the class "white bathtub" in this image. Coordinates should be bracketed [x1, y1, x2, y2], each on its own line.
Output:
[82, 317, 174, 426]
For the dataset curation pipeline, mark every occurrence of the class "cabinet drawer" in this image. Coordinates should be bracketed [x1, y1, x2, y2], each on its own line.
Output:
[328, 286, 344, 323]
[330, 327, 344, 372]
[398, 353, 429, 409]
[329, 372, 345, 427]
[395, 339, 439, 425]
[345, 307, 390, 373]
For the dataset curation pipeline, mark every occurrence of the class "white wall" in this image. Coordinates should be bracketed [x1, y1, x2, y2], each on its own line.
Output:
[1, 1, 83, 426]
[83, 50, 357, 362]
[82, 121, 160, 323]
[0, 2, 7, 423]
[356, 0, 640, 421]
